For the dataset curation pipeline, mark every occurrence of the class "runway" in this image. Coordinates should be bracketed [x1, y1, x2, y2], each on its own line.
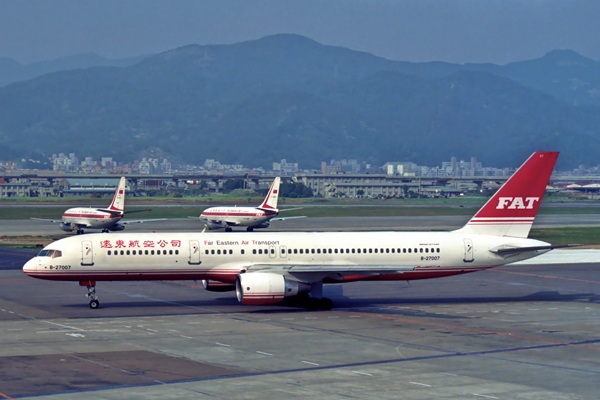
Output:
[2, 213, 600, 237]
[1, 246, 599, 399]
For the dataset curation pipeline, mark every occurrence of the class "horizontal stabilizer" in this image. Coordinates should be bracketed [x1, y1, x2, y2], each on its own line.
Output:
[490, 244, 580, 257]
[123, 209, 152, 215]
[96, 208, 123, 216]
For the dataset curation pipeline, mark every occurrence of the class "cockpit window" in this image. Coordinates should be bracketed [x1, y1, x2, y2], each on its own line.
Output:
[37, 249, 62, 258]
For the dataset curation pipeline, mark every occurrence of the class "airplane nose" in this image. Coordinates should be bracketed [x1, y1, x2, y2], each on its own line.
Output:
[23, 258, 37, 275]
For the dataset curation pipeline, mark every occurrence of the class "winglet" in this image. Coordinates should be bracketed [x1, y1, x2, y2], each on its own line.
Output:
[456, 152, 559, 238]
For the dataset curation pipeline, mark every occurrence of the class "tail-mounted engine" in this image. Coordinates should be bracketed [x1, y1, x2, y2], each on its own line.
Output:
[201, 279, 236, 292]
[236, 273, 310, 305]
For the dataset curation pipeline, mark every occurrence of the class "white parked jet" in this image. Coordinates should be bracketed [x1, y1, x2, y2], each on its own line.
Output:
[24, 152, 572, 310]
[32, 177, 164, 234]
[198, 177, 304, 231]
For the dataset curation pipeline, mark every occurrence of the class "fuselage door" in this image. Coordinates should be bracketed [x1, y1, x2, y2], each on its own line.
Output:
[269, 245, 277, 259]
[463, 238, 474, 263]
[280, 245, 288, 259]
[81, 240, 94, 266]
[189, 240, 201, 265]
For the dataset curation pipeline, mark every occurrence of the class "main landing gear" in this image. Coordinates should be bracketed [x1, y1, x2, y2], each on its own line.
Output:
[80, 281, 100, 309]
[246, 227, 254, 232]
[76, 229, 85, 235]
[305, 281, 333, 311]
[225, 225, 233, 232]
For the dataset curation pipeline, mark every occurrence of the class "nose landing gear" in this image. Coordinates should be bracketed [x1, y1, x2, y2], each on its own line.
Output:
[80, 281, 100, 309]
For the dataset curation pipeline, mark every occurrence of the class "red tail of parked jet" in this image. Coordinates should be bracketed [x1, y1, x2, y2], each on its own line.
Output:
[457, 152, 559, 238]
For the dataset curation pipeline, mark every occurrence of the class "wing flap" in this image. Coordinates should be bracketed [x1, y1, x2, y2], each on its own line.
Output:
[248, 264, 415, 275]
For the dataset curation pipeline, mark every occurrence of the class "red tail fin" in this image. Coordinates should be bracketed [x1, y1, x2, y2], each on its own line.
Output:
[457, 152, 558, 238]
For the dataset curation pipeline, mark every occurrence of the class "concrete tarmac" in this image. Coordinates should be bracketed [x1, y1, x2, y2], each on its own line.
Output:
[1, 242, 600, 398]
[2, 213, 600, 237]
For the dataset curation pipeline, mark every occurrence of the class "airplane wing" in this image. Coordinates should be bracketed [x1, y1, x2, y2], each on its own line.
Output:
[248, 263, 415, 277]
[278, 207, 303, 212]
[271, 216, 307, 222]
[30, 217, 62, 223]
[97, 208, 152, 216]
[490, 244, 580, 258]
[119, 218, 168, 225]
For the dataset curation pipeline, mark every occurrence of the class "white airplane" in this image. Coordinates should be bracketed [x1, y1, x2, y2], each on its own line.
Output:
[32, 177, 164, 234]
[23, 152, 573, 310]
[197, 177, 304, 232]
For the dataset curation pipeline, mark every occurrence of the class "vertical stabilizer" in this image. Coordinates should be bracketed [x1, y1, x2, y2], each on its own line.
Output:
[258, 177, 280, 211]
[456, 152, 558, 238]
[108, 177, 127, 212]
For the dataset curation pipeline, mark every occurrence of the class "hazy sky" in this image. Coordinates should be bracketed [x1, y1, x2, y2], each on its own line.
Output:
[1, 0, 599, 65]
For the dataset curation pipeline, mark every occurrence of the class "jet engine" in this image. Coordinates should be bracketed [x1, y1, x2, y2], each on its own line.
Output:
[108, 224, 125, 231]
[236, 273, 310, 305]
[59, 222, 74, 232]
[201, 279, 236, 292]
[254, 222, 270, 229]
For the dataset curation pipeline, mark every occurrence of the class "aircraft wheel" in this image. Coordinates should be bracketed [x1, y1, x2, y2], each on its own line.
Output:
[319, 298, 333, 311]
[102, 229, 109, 233]
[246, 227, 254, 232]
[225, 227, 233, 232]
[306, 298, 320, 311]
[89, 300, 100, 309]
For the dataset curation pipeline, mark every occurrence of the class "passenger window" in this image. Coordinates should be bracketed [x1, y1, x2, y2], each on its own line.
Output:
[145, 250, 149, 255]
[346, 249, 350, 254]
[334, 249, 338, 254]
[169, 250, 173, 255]
[374, 249, 378, 253]
[299, 249, 303, 254]
[241, 249, 245, 255]
[369, 249, 372, 254]
[259, 249, 263, 255]
[211, 250, 215, 255]
[163, 250, 167, 255]
[121, 250, 125, 255]
[403, 248, 406, 253]
[414, 248, 417, 253]
[126, 250, 130, 255]
[205, 250, 209, 255]
[217, 250, 221, 255]
[271, 249, 275, 254]
[391, 249, 394, 253]
[311, 249, 315, 254]
[357, 249, 361, 254]
[175, 250, 179, 255]
[420, 248, 423, 253]
[294, 249, 298, 254]
[408, 249, 411, 253]
[328, 249, 332, 254]
[425, 248, 429, 253]
[352, 249, 356, 254]
[317, 249, 321, 254]
[281, 248, 286, 254]
[230, 250, 233, 255]
[108, 250, 111, 255]
[437, 248, 440, 253]
[253, 249, 256, 254]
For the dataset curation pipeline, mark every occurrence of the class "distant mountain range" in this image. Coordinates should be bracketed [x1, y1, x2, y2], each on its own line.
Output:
[1, 34, 599, 170]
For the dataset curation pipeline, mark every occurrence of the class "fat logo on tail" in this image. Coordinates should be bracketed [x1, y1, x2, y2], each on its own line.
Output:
[457, 152, 558, 238]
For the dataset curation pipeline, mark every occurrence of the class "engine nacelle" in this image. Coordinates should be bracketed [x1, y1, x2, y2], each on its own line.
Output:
[236, 273, 310, 305]
[108, 224, 125, 231]
[59, 222, 74, 232]
[254, 222, 270, 229]
[201, 279, 236, 292]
